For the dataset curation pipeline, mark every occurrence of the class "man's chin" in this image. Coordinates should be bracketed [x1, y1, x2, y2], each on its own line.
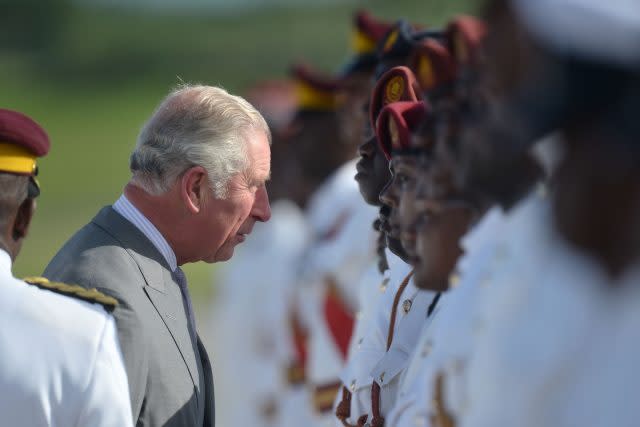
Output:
[210, 246, 236, 263]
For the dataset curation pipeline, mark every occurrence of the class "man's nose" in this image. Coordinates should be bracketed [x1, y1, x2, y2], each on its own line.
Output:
[253, 185, 271, 222]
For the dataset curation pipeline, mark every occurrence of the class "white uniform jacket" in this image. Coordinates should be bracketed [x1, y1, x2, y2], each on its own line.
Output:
[0, 249, 132, 427]
[385, 206, 506, 427]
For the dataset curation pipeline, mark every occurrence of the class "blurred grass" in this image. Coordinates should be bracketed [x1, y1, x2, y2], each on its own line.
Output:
[2, 0, 477, 302]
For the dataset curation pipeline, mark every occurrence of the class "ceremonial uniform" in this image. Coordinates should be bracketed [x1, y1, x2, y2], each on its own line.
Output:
[0, 255, 133, 427]
[460, 1, 640, 425]
[0, 108, 132, 427]
[460, 191, 596, 427]
[300, 158, 379, 426]
[209, 200, 310, 427]
[334, 249, 411, 427]
[383, 207, 505, 427]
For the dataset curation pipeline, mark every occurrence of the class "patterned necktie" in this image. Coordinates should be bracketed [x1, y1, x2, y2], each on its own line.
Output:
[173, 267, 197, 338]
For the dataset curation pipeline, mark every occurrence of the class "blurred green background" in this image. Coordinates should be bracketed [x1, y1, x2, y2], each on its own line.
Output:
[1, 0, 476, 304]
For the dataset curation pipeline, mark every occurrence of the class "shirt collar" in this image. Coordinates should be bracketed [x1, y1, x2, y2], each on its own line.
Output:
[113, 194, 178, 271]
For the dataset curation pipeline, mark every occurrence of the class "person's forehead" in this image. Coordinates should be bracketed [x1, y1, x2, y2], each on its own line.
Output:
[245, 130, 271, 180]
[391, 154, 420, 169]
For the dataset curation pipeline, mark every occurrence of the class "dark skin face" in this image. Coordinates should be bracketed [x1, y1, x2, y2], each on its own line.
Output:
[412, 146, 475, 291]
[381, 120, 438, 257]
[355, 119, 392, 206]
[377, 154, 416, 262]
[396, 154, 429, 265]
[0, 183, 35, 262]
[377, 203, 408, 261]
[455, 0, 545, 209]
[553, 124, 640, 278]
[380, 155, 419, 253]
[269, 111, 352, 209]
[350, 84, 407, 260]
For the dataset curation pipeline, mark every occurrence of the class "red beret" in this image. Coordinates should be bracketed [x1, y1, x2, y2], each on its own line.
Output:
[445, 16, 487, 67]
[291, 63, 344, 112]
[376, 101, 428, 160]
[409, 39, 457, 91]
[369, 66, 423, 130]
[352, 10, 395, 55]
[0, 108, 50, 176]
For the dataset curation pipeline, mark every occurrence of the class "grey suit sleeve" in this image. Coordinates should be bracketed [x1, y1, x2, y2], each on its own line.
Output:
[96, 287, 149, 421]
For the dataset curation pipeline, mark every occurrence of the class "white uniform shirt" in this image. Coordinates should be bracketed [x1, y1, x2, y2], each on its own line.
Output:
[0, 249, 132, 427]
[369, 283, 437, 418]
[384, 206, 506, 427]
[299, 159, 378, 427]
[463, 191, 640, 427]
[553, 266, 640, 427]
[333, 251, 412, 426]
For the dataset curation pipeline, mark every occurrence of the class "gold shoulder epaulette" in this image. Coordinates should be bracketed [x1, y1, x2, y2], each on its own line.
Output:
[22, 276, 118, 313]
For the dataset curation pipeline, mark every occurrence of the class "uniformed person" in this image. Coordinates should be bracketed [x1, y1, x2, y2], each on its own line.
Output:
[0, 108, 133, 426]
[374, 18, 511, 427]
[458, 2, 640, 427]
[282, 11, 395, 427]
[278, 59, 380, 427]
[334, 65, 437, 427]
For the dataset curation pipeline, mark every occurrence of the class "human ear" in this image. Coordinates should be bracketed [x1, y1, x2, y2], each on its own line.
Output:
[180, 166, 208, 214]
[12, 198, 35, 242]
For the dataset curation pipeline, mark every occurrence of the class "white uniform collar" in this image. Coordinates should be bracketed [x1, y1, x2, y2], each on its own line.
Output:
[113, 194, 178, 271]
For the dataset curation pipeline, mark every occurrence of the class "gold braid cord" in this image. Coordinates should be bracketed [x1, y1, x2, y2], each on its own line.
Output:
[23, 276, 118, 313]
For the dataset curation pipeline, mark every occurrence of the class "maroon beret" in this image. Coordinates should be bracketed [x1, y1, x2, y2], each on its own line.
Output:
[353, 10, 395, 54]
[409, 39, 457, 91]
[376, 101, 428, 160]
[291, 63, 344, 111]
[0, 109, 50, 176]
[445, 16, 488, 67]
[369, 66, 423, 130]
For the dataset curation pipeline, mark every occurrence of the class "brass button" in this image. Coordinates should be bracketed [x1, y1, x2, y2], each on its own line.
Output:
[402, 299, 412, 314]
[357, 337, 364, 348]
[379, 371, 386, 383]
[350, 380, 356, 392]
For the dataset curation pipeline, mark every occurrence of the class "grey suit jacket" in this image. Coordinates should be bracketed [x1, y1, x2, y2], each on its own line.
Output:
[44, 206, 214, 427]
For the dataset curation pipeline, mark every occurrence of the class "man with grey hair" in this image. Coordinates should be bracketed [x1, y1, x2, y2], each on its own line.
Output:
[44, 84, 272, 427]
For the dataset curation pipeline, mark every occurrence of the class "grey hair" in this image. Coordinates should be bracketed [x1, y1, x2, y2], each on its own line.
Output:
[0, 174, 29, 228]
[129, 84, 271, 198]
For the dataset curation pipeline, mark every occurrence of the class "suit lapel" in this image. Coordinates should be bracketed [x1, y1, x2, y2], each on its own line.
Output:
[92, 207, 199, 392]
